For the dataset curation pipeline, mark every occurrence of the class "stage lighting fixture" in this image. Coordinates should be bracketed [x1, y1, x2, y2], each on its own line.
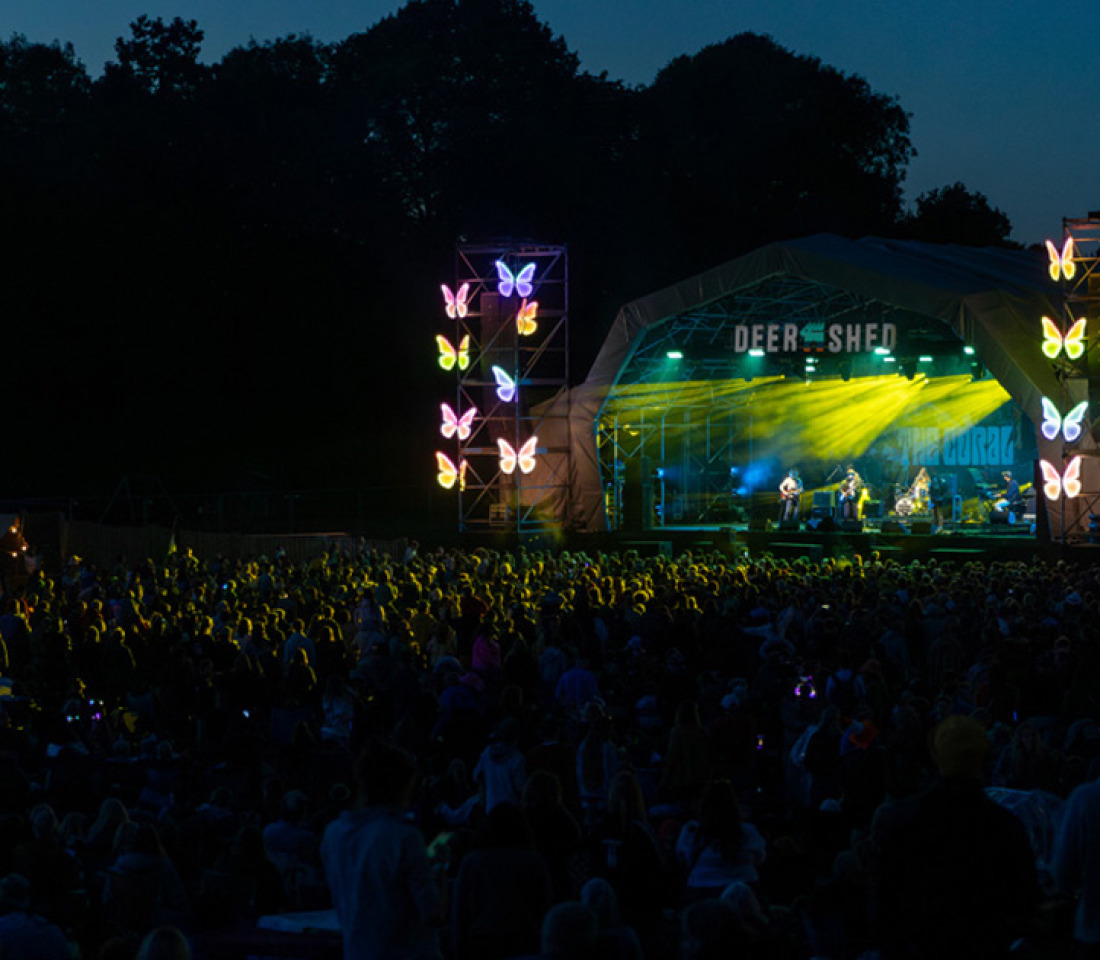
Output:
[748, 348, 765, 358]
[666, 349, 683, 360]
[963, 345, 976, 356]
[874, 347, 891, 357]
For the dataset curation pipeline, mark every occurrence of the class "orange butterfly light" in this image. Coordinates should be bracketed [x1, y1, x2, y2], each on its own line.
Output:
[515, 299, 539, 336]
[436, 452, 468, 490]
[498, 436, 538, 475]
[1046, 237, 1076, 282]
[1041, 316, 1086, 360]
[437, 334, 470, 371]
[1039, 456, 1082, 501]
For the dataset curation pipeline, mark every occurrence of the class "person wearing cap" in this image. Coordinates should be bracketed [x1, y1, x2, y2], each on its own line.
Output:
[0, 873, 71, 960]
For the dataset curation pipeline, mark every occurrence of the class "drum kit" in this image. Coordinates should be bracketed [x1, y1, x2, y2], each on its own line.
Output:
[894, 486, 929, 517]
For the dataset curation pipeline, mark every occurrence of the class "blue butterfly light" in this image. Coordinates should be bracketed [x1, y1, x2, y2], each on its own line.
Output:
[495, 260, 536, 299]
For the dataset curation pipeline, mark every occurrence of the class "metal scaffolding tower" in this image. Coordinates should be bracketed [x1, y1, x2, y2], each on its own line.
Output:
[1050, 214, 1100, 541]
[437, 240, 570, 538]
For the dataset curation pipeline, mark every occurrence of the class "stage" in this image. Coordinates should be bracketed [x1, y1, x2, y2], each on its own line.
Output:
[615, 517, 1061, 564]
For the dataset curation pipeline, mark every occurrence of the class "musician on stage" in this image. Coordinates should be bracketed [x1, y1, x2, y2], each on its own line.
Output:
[838, 465, 863, 520]
[930, 473, 949, 531]
[911, 467, 931, 501]
[778, 468, 803, 522]
[994, 470, 1021, 522]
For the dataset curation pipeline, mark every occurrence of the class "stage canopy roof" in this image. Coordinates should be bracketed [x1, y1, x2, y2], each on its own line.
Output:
[553, 233, 1067, 531]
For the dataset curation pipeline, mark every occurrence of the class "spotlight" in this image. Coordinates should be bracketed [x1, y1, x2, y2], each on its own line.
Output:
[666, 350, 683, 360]
[963, 345, 976, 356]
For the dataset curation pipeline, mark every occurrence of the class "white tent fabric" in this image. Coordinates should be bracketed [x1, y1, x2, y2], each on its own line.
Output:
[540, 233, 1083, 533]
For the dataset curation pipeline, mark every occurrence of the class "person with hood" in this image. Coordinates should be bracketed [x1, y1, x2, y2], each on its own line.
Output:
[474, 717, 527, 813]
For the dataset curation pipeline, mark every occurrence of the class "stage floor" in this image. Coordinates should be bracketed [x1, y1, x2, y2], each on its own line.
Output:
[615, 517, 1066, 564]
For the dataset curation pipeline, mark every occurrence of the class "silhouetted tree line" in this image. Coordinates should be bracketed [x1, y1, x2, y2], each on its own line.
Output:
[0, 0, 1013, 524]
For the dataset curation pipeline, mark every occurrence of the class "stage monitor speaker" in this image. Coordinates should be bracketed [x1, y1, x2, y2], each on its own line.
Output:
[839, 519, 863, 533]
[813, 490, 835, 509]
[881, 519, 906, 534]
[748, 514, 772, 532]
[864, 500, 884, 519]
[807, 516, 837, 532]
[911, 520, 933, 535]
[779, 519, 800, 531]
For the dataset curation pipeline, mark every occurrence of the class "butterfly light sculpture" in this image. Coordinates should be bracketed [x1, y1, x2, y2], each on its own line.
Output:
[441, 283, 471, 319]
[516, 299, 539, 336]
[1040, 398, 1088, 443]
[498, 436, 538, 475]
[495, 260, 536, 299]
[1041, 316, 1086, 361]
[440, 403, 477, 441]
[492, 365, 517, 402]
[1039, 456, 1082, 501]
[1046, 237, 1076, 282]
[437, 334, 470, 371]
[435, 452, 468, 490]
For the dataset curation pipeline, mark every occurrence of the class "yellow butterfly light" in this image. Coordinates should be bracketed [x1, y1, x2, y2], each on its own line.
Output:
[498, 436, 538, 475]
[515, 299, 539, 336]
[1041, 316, 1086, 360]
[437, 334, 470, 371]
[435, 452, 468, 490]
[1046, 237, 1076, 282]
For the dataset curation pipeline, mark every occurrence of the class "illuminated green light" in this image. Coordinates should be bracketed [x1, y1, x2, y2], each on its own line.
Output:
[747, 349, 765, 358]
[918, 356, 933, 363]
[883, 356, 897, 363]
[963, 345, 975, 356]
[874, 347, 891, 356]
[666, 350, 683, 360]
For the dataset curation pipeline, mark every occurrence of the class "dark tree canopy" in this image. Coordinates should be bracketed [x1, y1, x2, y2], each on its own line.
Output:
[0, 34, 90, 134]
[105, 15, 210, 99]
[900, 181, 1015, 247]
[633, 33, 913, 282]
[0, 4, 980, 531]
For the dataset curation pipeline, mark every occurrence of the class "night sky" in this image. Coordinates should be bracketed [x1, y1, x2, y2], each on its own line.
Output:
[3, 0, 1095, 246]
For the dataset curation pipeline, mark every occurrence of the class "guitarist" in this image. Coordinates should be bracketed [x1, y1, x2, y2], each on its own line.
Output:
[838, 465, 863, 520]
[778, 468, 803, 522]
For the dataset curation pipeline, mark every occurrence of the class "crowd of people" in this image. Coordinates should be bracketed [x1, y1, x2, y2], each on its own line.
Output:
[0, 539, 1098, 959]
